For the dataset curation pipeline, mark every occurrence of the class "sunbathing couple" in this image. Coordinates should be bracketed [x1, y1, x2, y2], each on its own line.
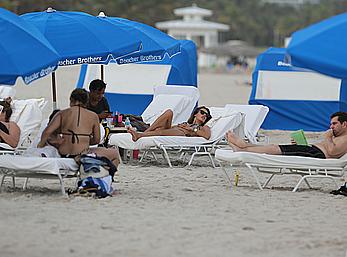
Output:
[226, 112, 347, 159]
[37, 89, 120, 168]
[128, 106, 212, 141]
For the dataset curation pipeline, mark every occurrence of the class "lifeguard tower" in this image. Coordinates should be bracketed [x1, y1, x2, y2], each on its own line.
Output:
[155, 4, 229, 67]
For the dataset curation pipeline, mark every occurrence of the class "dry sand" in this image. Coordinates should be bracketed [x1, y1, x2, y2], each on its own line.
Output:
[1, 70, 346, 257]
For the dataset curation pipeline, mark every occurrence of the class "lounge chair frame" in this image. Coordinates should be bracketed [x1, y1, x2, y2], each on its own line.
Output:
[0, 167, 78, 195]
[216, 151, 346, 192]
[130, 112, 246, 167]
[139, 143, 220, 168]
[0, 155, 79, 195]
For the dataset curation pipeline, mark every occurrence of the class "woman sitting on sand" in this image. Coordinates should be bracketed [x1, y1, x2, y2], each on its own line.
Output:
[0, 98, 20, 149]
[128, 106, 212, 141]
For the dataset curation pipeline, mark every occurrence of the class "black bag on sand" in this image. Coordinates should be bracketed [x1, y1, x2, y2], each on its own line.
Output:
[123, 114, 150, 132]
[330, 182, 347, 196]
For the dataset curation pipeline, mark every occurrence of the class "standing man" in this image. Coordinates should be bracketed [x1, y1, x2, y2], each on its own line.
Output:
[87, 79, 111, 120]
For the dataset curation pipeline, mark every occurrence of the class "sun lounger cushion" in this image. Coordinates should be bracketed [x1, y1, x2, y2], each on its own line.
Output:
[24, 145, 61, 158]
[12, 99, 45, 143]
[0, 98, 46, 151]
[141, 94, 189, 125]
[224, 104, 269, 141]
[0, 86, 15, 98]
[109, 111, 245, 150]
[0, 155, 78, 175]
[141, 85, 199, 126]
[215, 149, 347, 170]
[108, 133, 207, 150]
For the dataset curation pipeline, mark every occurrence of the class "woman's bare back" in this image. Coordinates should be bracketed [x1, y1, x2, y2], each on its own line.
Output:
[58, 106, 100, 155]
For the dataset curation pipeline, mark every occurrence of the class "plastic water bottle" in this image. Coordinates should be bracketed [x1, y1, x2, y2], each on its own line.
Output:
[124, 117, 131, 129]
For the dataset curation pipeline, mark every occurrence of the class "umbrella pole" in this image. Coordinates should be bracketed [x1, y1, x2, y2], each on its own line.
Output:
[101, 64, 104, 81]
[51, 71, 57, 110]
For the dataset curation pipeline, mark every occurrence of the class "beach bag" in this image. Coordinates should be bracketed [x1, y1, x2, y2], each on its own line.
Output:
[330, 182, 347, 196]
[123, 114, 149, 132]
[75, 154, 117, 198]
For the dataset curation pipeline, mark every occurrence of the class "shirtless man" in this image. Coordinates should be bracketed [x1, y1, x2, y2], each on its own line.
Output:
[226, 112, 347, 159]
[128, 106, 212, 141]
[37, 89, 120, 168]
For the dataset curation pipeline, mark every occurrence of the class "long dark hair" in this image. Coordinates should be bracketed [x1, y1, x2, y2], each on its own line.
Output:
[70, 88, 89, 106]
[0, 101, 12, 122]
[187, 106, 212, 126]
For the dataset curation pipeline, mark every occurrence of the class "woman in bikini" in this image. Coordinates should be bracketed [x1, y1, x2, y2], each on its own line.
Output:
[0, 98, 20, 149]
[128, 106, 212, 141]
[37, 89, 120, 168]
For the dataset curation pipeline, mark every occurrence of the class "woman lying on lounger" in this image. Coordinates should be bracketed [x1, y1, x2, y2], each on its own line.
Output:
[37, 89, 120, 168]
[128, 106, 212, 141]
[0, 98, 20, 148]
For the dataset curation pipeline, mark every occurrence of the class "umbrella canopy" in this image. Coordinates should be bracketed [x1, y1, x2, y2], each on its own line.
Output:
[201, 40, 260, 58]
[21, 8, 142, 66]
[97, 13, 181, 65]
[0, 8, 59, 85]
[287, 12, 347, 79]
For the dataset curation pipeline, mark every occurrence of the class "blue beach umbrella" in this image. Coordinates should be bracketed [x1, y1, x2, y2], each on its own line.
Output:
[21, 8, 142, 108]
[0, 8, 59, 85]
[97, 12, 181, 65]
[287, 12, 347, 79]
[21, 8, 142, 66]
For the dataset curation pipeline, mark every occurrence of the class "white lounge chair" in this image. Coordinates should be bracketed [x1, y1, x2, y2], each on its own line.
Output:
[224, 104, 269, 143]
[141, 85, 200, 126]
[0, 155, 78, 195]
[0, 98, 46, 153]
[0, 86, 46, 151]
[109, 111, 245, 167]
[215, 149, 347, 192]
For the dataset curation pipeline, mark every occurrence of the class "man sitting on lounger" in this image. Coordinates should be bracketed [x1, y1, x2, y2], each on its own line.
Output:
[37, 89, 120, 168]
[87, 79, 111, 120]
[226, 111, 347, 159]
[128, 106, 212, 141]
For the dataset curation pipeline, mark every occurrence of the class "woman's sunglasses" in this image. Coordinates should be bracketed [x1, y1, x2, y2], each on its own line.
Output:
[0, 105, 3, 113]
[199, 109, 209, 116]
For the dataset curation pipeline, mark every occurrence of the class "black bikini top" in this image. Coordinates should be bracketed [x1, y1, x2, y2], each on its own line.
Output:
[60, 105, 92, 144]
[0, 122, 9, 143]
[0, 122, 9, 134]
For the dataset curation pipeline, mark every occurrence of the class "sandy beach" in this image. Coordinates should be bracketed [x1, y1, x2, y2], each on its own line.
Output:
[1, 70, 346, 257]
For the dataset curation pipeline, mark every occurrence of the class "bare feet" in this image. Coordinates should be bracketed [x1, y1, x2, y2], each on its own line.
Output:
[225, 131, 248, 149]
[127, 128, 141, 142]
[228, 141, 242, 152]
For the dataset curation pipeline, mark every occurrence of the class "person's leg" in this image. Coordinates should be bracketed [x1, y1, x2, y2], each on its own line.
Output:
[129, 127, 185, 141]
[145, 109, 173, 132]
[226, 130, 282, 155]
[91, 147, 120, 168]
[226, 130, 254, 148]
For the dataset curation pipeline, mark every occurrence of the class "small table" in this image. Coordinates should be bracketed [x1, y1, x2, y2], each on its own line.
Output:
[105, 126, 138, 163]
[109, 127, 127, 133]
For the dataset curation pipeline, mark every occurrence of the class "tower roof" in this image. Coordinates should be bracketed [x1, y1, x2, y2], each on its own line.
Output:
[174, 4, 212, 17]
[156, 20, 229, 31]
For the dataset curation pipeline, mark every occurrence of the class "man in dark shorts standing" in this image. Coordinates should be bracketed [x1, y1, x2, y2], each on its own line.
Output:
[226, 112, 347, 159]
[87, 79, 111, 120]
